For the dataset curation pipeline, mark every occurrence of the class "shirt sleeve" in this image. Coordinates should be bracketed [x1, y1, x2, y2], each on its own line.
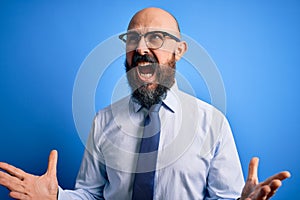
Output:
[205, 116, 245, 200]
[58, 114, 107, 200]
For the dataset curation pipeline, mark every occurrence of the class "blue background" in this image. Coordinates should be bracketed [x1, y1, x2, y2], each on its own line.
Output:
[0, 1, 299, 199]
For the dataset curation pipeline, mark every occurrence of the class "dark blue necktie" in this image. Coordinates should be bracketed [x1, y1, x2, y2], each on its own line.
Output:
[132, 103, 162, 200]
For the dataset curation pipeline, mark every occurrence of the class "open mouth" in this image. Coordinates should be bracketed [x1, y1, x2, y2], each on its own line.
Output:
[136, 62, 157, 82]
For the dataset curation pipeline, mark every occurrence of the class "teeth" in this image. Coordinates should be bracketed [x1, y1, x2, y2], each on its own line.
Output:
[140, 73, 153, 78]
[136, 63, 155, 79]
[137, 62, 151, 66]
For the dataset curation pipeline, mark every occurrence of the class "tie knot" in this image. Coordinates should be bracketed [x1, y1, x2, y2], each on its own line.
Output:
[149, 103, 162, 113]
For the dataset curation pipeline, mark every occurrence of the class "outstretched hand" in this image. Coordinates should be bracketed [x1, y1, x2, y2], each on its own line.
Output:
[0, 150, 58, 200]
[240, 157, 291, 200]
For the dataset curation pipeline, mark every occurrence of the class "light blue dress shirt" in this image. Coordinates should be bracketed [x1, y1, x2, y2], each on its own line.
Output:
[58, 83, 244, 200]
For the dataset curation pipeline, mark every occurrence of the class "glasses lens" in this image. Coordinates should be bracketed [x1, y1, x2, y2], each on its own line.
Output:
[145, 32, 164, 49]
[125, 32, 140, 48]
[120, 31, 166, 50]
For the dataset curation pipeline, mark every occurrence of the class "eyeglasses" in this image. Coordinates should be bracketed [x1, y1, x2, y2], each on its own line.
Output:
[119, 30, 180, 50]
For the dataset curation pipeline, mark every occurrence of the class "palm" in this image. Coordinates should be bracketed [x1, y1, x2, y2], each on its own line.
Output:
[15, 172, 58, 199]
[0, 150, 58, 200]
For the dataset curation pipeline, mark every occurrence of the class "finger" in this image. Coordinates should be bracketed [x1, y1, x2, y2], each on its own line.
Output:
[256, 185, 271, 200]
[46, 150, 58, 177]
[260, 171, 291, 186]
[247, 157, 259, 183]
[266, 179, 282, 199]
[10, 191, 29, 200]
[0, 162, 26, 180]
[270, 179, 282, 190]
[0, 171, 25, 193]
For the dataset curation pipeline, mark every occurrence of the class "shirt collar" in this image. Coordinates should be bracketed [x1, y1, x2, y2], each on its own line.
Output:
[131, 98, 143, 113]
[162, 82, 179, 113]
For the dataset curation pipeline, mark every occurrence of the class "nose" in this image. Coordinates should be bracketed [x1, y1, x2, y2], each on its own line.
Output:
[136, 36, 150, 55]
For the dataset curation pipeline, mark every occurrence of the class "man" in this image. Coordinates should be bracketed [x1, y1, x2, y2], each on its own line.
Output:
[0, 7, 290, 200]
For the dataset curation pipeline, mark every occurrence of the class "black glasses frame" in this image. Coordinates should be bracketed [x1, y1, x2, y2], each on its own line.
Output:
[119, 30, 180, 50]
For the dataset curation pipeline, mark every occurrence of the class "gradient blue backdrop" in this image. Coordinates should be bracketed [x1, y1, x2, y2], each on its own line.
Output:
[0, 1, 299, 199]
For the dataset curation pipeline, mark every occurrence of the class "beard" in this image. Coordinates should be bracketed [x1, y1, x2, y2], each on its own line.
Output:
[125, 53, 176, 108]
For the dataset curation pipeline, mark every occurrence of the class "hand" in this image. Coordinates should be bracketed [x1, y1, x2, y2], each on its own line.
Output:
[0, 150, 58, 200]
[240, 157, 291, 200]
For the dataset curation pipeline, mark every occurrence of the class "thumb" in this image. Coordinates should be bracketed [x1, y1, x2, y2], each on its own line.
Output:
[247, 157, 259, 183]
[46, 150, 58, 177]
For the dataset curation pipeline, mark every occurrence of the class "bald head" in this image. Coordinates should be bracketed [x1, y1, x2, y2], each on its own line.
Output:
[128, 7, 181, 38]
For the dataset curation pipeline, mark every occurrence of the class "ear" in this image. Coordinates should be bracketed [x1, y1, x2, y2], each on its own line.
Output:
[175, 41, 188, 61]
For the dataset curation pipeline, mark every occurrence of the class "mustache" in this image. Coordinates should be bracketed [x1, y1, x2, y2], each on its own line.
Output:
[131, 53, 158, 67]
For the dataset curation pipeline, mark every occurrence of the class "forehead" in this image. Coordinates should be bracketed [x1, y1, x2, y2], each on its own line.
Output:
[127, 9, 179, 36]
[126, 27, 174, 35]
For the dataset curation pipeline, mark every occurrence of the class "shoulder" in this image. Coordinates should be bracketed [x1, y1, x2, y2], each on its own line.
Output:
[177, 89, 225, 119]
